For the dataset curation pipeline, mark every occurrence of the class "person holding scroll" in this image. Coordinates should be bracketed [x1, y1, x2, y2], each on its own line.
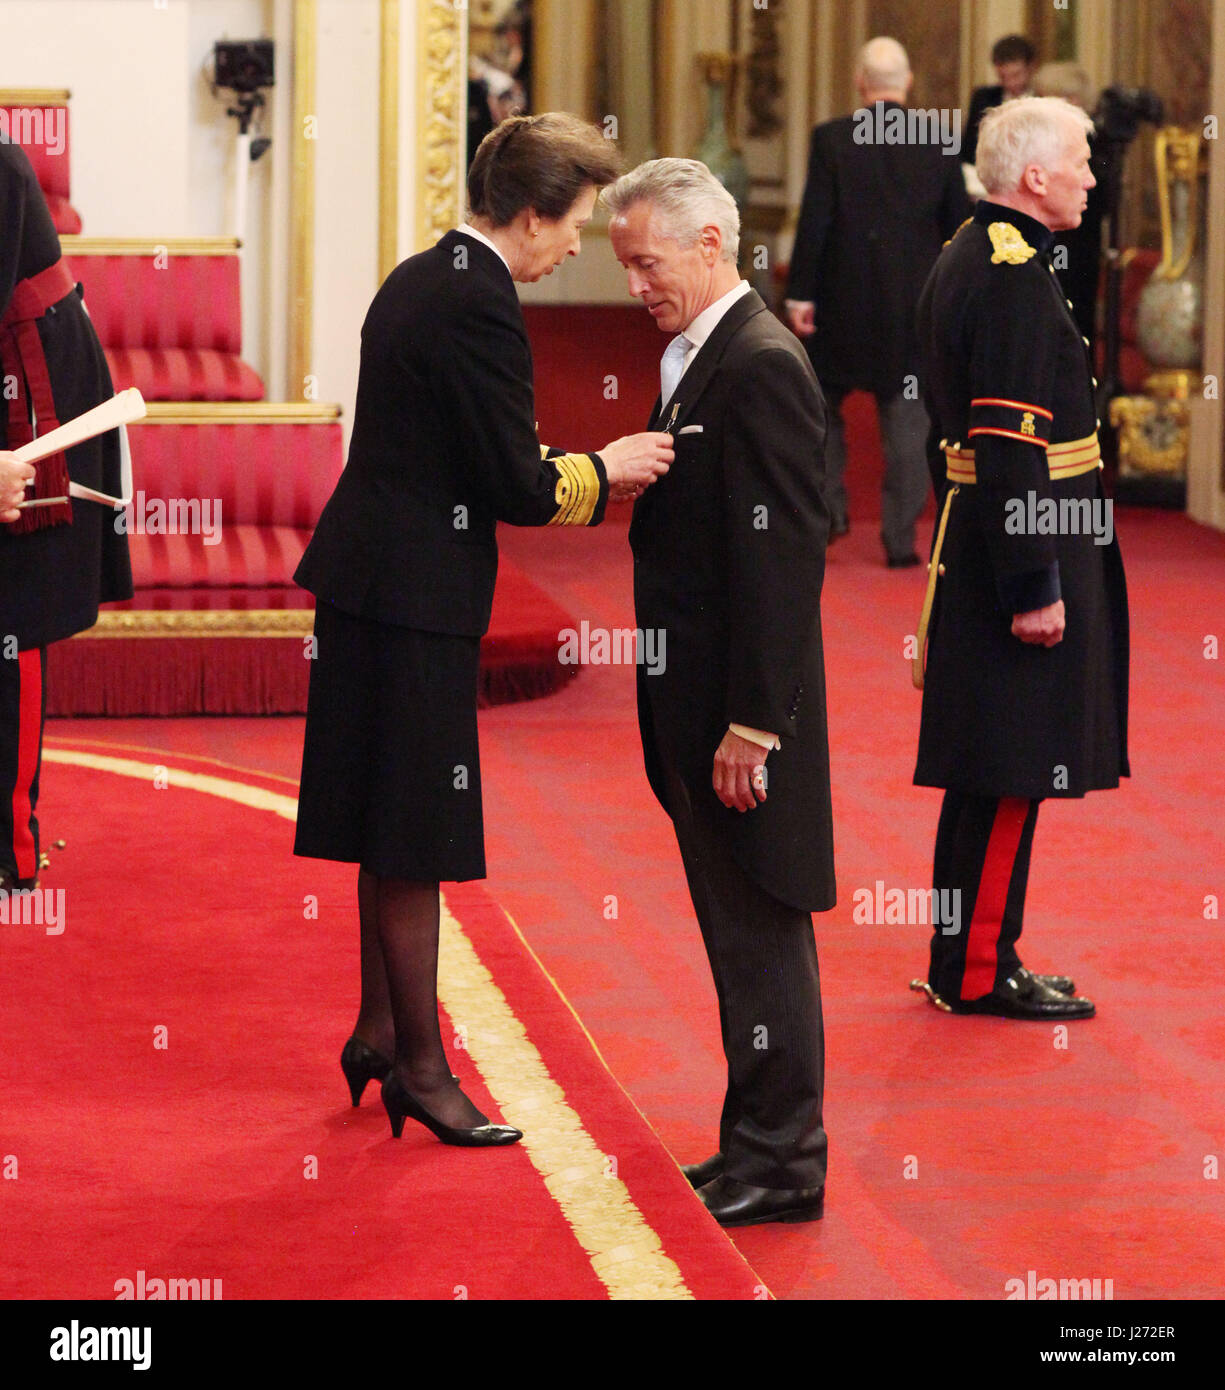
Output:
[0, 139, 132, 893]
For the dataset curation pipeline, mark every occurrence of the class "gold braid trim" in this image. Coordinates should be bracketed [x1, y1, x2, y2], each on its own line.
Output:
[546, 451, 600, 526]
[988, 222, 1037, 265]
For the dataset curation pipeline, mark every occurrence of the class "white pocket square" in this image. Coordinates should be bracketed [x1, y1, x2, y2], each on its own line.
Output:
[678, 424, 704, 435]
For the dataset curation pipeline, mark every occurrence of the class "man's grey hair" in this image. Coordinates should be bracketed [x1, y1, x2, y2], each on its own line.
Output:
[856, 36, 910, 95]
[976, 95, 1095, 194]
[602, 158, 740, 263]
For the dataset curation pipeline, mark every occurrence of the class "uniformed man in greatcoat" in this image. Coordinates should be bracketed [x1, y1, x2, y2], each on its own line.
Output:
[911, 96, 1129, 1019]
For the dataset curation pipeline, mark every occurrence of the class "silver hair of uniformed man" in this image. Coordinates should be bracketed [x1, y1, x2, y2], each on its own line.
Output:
[602, 157, 740, 263]
[976, 95, 1095, 195]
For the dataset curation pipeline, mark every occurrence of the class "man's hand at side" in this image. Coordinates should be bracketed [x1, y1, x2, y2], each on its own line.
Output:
[785, 300, 816, 338]
[1012, 600, 1065, 647]
[601, 432, 674, 501]
[713, 729, 769, 812]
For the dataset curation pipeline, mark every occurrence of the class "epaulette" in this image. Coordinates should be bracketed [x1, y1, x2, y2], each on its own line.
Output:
[987, 222, 1037, 265]
[943, 217, 972, 248]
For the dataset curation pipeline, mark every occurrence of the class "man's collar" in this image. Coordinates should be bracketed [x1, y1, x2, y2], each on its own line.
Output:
[973, 200, 1056, 257]
[683, 280, 751, 348]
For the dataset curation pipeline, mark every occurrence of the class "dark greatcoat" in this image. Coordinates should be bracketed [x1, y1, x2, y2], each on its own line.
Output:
[914, 202, 1130, 800]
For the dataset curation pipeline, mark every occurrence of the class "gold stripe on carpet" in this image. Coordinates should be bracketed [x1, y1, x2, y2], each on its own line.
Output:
[438, 896, 692, 1300]
[39, 746, 694, 1301]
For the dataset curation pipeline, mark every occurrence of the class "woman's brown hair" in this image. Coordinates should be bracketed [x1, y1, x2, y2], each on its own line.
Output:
[468, 112, 622, 227]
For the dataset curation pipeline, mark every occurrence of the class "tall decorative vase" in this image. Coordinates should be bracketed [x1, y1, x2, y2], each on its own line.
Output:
[1135, 127, 1205, 379]
[694, 53, 750, 217]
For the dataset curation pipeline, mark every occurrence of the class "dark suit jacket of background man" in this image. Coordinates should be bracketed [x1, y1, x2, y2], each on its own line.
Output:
[964, 84, 1007, 165]
[785, 101, 972, 398]
[296, 231, 607, 634]
[630, 288, 835, 913]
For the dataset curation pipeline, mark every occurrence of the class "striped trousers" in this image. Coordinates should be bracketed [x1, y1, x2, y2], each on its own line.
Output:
[929, 791, 1040, 1003]
[0, 648, 47, 888]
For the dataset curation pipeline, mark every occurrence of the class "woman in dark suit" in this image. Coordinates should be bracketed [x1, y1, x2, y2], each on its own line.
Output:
[294, 113, 673, 1148]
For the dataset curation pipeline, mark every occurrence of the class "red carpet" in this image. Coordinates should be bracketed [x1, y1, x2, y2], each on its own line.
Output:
[0, 746, 763, 1300]
[29, 394, 1225, 1298]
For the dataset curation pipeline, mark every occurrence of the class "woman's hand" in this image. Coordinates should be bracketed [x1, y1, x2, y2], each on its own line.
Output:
[601, 432, 674, 502]
[0, 452, 36, 523]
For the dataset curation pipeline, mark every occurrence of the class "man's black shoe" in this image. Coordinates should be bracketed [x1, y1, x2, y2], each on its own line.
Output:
[830, 517, 849, 541]
[886, 552, 921, 568]
[680, 1153, 724, 1189]
[951, 970, 1095, 1019]
[697, 1175, 825, 1227]
[1017, 965, 1076, 995]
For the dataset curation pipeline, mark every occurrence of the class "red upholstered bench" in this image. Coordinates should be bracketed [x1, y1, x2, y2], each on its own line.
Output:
[60, 237, 265, 401]
[0, 89, 82, 234]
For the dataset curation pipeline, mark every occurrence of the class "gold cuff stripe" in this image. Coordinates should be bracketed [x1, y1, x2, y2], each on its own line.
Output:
[548, 452, 600, 527]
[945, 432, 1102, 484]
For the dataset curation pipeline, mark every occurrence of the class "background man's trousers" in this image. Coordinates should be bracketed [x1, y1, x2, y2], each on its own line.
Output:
[663, 762, 827, 1190]
[823, 386, 930, 561]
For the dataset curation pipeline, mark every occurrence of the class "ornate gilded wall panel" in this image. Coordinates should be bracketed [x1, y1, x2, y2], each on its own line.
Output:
[866, 0, 961, 111]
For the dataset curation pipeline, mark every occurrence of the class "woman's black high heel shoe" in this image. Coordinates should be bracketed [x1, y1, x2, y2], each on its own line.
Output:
[340, 1036, 392, 1106]
[381, 1073, 522, 1147]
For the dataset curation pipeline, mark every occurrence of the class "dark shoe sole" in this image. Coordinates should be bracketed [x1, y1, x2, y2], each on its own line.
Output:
[715, 1201, 825, 1228]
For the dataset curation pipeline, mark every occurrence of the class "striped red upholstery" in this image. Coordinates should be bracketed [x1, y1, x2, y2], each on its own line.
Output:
[70, 255, 243, 351]
[124, 527, 314, 591]
[65, 253, 265, 401]
[104, 347, 264, 401]
[126, 421, 344, 531]
[105, 586, 316, 611]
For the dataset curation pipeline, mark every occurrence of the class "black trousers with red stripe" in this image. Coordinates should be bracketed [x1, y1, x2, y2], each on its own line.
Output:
[0, 647, 47, 888]
[929, 791, 1040, 1003]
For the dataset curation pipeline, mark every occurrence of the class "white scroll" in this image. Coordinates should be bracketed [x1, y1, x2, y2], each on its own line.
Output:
[14, 387, 143, 509]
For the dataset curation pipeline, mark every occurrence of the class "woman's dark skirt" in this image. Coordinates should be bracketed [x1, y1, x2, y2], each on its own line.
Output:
[294, 600, 486, 881]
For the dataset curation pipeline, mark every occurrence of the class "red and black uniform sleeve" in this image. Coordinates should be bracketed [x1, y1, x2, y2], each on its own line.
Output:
[965, 265, 1061, 615]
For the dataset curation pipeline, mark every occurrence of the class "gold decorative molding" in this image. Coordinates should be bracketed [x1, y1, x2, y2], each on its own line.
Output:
[1110, 394, 1190, 478]
[60, 236, 241, 256]
[80, 610, 316, 640]
[139, 403, 342, 425]
[290, 0, 318, 399]
[0, 88, 71, 105]
[416, 0, 465, 251]
[379, 0, 401, 283]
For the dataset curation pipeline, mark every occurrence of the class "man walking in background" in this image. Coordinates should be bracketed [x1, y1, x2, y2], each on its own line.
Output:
[786, 37, 970, 567]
